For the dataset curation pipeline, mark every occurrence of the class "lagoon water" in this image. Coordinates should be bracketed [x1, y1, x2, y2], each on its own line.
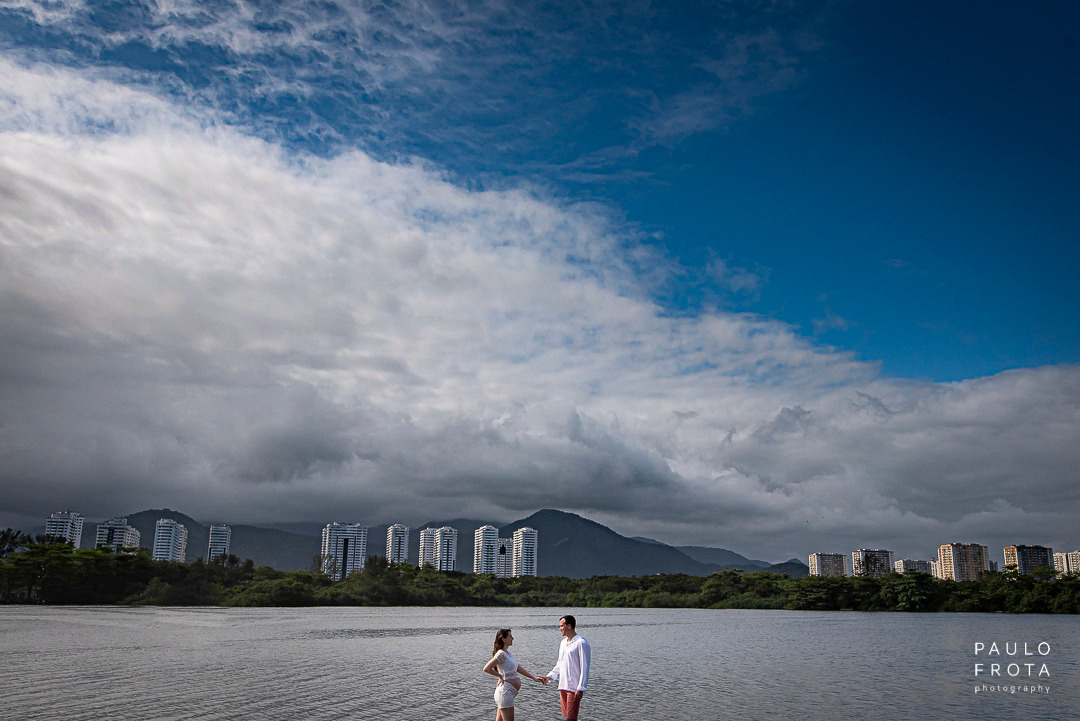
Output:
[2, 606, 1077, 720]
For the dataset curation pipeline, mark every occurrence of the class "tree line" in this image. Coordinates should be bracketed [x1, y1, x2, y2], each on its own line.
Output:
[2, 533, 1077, 612]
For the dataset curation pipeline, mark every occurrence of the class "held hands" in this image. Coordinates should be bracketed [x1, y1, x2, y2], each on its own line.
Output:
[535, 676, 549, 685]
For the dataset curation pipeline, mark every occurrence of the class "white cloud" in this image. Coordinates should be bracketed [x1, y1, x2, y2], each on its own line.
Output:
[1, 59, 1078, 562]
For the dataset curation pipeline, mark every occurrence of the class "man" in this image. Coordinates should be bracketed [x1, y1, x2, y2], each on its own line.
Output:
[538, 614, 591, 721]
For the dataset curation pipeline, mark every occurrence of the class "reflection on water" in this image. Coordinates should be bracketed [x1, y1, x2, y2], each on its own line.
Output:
[1, 606, 1076, 720]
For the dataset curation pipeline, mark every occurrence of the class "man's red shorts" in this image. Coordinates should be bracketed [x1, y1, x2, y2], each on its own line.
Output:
[559, 690, 582, 720]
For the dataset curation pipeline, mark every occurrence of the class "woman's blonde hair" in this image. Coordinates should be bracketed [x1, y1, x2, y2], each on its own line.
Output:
[492, 628, 512, 657]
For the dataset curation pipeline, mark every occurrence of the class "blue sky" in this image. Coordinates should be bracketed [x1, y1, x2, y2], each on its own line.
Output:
[1, 1, 1078, 561]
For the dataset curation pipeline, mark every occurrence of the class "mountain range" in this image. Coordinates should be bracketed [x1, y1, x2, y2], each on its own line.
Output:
[67, 508, 808, 578]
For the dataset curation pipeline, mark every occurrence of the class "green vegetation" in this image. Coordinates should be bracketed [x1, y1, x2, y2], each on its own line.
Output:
[2, 534, 1077, 612]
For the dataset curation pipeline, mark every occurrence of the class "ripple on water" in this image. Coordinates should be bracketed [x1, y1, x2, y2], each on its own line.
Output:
[1, 607, 1075, 721]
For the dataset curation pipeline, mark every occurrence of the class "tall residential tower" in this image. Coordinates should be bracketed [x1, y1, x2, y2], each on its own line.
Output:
[45, 510, 84, 548]
[474, 525, 499, 574]
[207, 524, 232, 562]
[496, 537, 513, 578]
[95, 517, 140, 552]
[808, 552, 847, 577]
[512, 527, 538, 577]
[1053, 551, 1080, 575]
[321, 523, 367, 581]
[152, 518, 188, 562]
[851, 549, 893, 578]
[418, 527, 437, 567]
[386, 524, 409, 564]
[1004, 545, 1053, 575]
[936, 543, 990, 581]
[434, 526, 458, 572]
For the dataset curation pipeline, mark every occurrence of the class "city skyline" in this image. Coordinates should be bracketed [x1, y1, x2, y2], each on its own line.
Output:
[2, 2, 1078, 562]
[29, 504, 1076, 571]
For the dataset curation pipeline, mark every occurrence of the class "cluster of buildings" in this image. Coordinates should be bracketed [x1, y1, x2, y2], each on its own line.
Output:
[809, 543, 1080, 581]
[45, 511, 539, 582]
[47, 509, 1076, 584]
[44, 510, 231, 563]
[320, 522, 538, 581]
[473, 525, 538, 579]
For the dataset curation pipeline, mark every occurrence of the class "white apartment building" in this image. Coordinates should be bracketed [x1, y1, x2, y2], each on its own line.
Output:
[936, 543, 990, 581]
[153, 518, 188, 562]
[321, 523, 367, 581]
[207, 524, 231, 562]
[808, 552, 847, 577]
[419, 528, 437, 567]
[1053, 552, 1069, 575]
[496, 538, 513, 578]
[1052, 550, 1080, 575]
[434, 526, 458, 572]
[474, 525, 499, 574]
[894, 559, 932, 574]
[45, 510, 84, 548]
[851, 549, 893, 578]
[95, 517, 141, 551]
[512, 527, 538, 577]
[386, 524, 409, 564]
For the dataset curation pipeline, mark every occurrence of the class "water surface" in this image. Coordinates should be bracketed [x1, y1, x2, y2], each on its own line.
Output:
[2, 606, 1075, 720]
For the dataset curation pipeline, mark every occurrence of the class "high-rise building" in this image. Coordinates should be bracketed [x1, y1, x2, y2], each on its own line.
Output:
[808, 553, 847, 577]
[386, 524, 409, 564]
[936, 543, 989, 581]
[419, 528, 437, 567]
[512, 527, 538, 577]
[321, 523, 367, 581]
[474, 525, 499, 574]
[894, 559, 932, 574]
[152, 519, 188, 562]
[45, 510, 84, 548]
[207, 524, 231, 562]
[1004, 545, 1054, 576]
[434, 526, 458, 572]
[95, 517, 141, 551]
[496, 538, 513, 578]
[851, 549, 893, 578]
[1053, 551, 1080, 575]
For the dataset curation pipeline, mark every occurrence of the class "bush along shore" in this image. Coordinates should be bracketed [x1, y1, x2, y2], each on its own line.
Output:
[2, 539, 1078, 612]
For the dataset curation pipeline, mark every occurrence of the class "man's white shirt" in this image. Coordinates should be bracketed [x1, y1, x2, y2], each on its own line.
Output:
[546, 634, 591, 692]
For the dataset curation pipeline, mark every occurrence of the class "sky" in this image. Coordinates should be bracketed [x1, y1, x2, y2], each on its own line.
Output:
[1, 0, 1078, 564]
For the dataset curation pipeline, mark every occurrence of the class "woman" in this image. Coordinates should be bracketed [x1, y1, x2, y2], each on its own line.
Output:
[483, 628, 542, 721]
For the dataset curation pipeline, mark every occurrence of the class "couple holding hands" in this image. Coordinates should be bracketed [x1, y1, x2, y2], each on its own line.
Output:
[483, 614, 591, 721]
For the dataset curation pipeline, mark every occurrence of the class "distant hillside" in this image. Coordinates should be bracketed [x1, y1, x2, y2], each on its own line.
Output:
[675, 545, 771, 570]
[763, 559, 810, 579]
[498, 509, 724, 579]
[230, 525, 321, 570]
